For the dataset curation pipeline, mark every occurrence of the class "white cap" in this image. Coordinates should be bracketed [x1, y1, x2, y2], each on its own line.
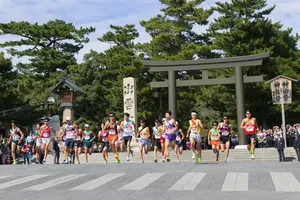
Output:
[162, 118, 166, 122]
[66, 116, 71, 121]
[84, 124, 89, 128]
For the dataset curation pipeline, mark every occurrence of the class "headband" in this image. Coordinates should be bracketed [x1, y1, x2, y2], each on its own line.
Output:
[191, 112, 197, 115]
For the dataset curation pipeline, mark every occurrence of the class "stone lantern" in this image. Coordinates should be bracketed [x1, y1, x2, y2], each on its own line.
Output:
[51, 77, 84, 122]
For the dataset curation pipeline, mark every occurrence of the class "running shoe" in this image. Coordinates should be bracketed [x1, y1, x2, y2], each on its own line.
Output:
[162, 158, 165, 162]
[177, 160, 180, 163]
[251, 154, 255, 160]
[166, 157, 170, 162]
[126, 157, 130, 161]
[197, 157, 201, 163]
[249, 150, 252, 155]
[77, 161, 80, 164]
[154, 159, 157, 163]
[224, 157, 228, 163]
[115, 160, 121, 164]
[12, 160, 17, 165]
[43, 159, 46, 164]
[62, 160, 69, 164]
[192, 153, 196, 159]
[141, 160, 144, 163]
[86, 161, 89, 164]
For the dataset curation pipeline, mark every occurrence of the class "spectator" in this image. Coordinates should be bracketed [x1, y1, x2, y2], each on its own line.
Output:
[275, 132, 285, 162]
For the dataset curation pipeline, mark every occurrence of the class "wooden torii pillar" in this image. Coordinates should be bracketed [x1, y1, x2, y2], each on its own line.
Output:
[142, 52, 270, 145]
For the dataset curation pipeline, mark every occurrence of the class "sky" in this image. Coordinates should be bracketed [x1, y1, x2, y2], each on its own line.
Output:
[0, 0, 299, 64]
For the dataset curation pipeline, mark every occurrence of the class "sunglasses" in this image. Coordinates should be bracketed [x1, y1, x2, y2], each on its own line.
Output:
[109, 115, 114, 117]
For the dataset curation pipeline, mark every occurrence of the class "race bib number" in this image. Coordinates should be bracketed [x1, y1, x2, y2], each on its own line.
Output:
[76, 136, 81, 141]
[43, 133, 49, 138]
[191, 128, 197, 133]
[162, 133, 166, 138]
[85, 135, 90, 140]
[222, 131, 229, 136]
[176, 136, 180, 141]
[166, 128, 173, 134]
[109, 130, 116, 135]
[247, 127, 254, 132]
[102, 138, 108, 142]
[141, 135, 146, 139]
[13, 135, 20, 140]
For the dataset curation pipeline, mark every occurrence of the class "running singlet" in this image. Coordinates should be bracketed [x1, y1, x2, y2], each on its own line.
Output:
[244, 119, 257, 135]
[220, 123, 231, 137]
[65, 124, 75, 139]
[123, 120, 133, 137]
[153, 126, 161, 139]
[10, 128, 21, 141]
[210, 128, 219, 140]
[40, 125, 51, 138]
[108, 122, 117, 135]
[100, 130, 109, 143]
[26, 135, 35, 145]
[175, 130, 181, 141]
[84, 130, 92, 142]
[75, 129, 81, 141]
[165, 120, 175, 134]
[189, 119, 201, 134]
[139, 127, 149, 140]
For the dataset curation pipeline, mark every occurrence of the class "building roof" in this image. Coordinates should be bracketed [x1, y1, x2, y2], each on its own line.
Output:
[266, 75, 298, 83]
[51, 77, 84, 94]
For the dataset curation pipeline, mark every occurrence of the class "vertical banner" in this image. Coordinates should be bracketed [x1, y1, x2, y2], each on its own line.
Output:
[270, 78, 292, 104]
[123, 77, 137, 126]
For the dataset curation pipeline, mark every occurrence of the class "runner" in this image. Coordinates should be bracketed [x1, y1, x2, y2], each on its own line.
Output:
[116, 124, 124, 153]
[187, 111, 204, 163]
[218, 116, 232, 162]
[153, 119, 162, 163]
[60, 117, 76, 164]
[136, 119, 150, 163]
[35, 123, 42, 164]
[160, 118, 166, 162]
[208, 121, 221, 162]
[82, 124, 96, 164]
[119, 113, 135, 161]
[240, 111, 259, 160]
[74, 123, 83, 164]
[99, 123, 109, 163]
[40, 118, 56, 163]
[105, 113, 120, 163]
[163, 111, 178, 162]
[8, 120, 24, 165]
[175, 127, 185, 163]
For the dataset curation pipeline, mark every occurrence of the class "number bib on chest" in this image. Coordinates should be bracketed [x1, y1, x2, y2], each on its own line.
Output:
[176, 135, 181, 141]
[191, 128, 197, 133]
[43, 133, 50, 138]
[212, 136, 219, 141]
[141, 135, 146, 140]
[247, 126, 254, 132]
[166, 128, 173, 134]
[109, 130, 116, 135]
[85, 135, 90, 140]
[221, 131, 229, 136]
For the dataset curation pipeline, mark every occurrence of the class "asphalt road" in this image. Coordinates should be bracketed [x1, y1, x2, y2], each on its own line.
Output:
[0, 162, 300, 200]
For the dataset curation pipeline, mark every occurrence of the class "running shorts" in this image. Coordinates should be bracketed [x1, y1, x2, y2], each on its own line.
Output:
[175, 141, 182, 147]
[160, 137, 165, 144]
[84, 142, 92, 149]
[123, 136, 132, 145]
[211, 140, 220, 147]
[247, 134, 256, 145]
[140, 139, 149, 146]
[154, 139, 161, 149]
[165, 133, 176, 141]
[220, 137, 230, 144]
[101, 142, 109, 150]
[108, 135, 118, 143]
[74, 141, 83, 148]
[42, 138, 51, 144]
[190, 133, 201, 143]
[65, 139, 74, 149]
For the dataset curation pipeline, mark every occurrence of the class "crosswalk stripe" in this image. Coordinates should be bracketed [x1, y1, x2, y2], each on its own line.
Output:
[118, 173, 165, 190]
[0, 175, 48, 190]
[24, 174, 85, 191]
[270, 172, 300, 192]
[168, 173, 206, 190]
[221, 172, 248, 191]
[69, 173, 125, 191]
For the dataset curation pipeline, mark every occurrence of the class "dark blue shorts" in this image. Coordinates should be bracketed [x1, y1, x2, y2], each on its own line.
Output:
[247, 134, 256, 144]
[65, 139, 74, 149]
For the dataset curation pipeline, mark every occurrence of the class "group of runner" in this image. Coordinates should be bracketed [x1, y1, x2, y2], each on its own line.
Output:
[7, 110, 259, 164]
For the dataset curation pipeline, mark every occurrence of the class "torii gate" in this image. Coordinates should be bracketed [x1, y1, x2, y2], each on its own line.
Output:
[142, 52, 270, 145]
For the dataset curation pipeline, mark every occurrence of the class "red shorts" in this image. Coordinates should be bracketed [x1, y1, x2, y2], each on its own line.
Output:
[160, 137, 165, 144]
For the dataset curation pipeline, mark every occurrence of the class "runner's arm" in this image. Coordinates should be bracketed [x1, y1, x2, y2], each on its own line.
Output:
[118, 122, 124, 132]
[18, 128, 25, 142]
[7, 135, 12, 144]
[207, 130, 211, 144]
[90, 131, 96, 142]
[198, 120, 204, 129]
[186, 126, 191, 137]
[98, 131, 101, 141]
[180, 129, 185, 143]
[146, 127, 150, 139]
[173, 120, 178, 132]
[254, 118, 259, 131]
[240, 119, 246, 129]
